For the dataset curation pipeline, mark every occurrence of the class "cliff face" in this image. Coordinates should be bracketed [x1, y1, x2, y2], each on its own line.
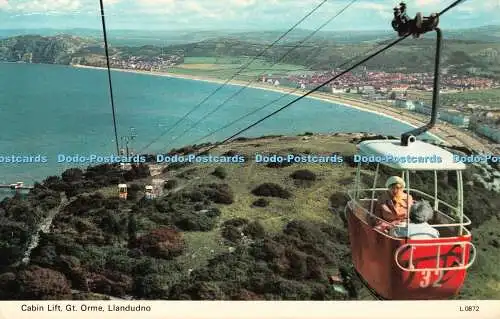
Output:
[0, 35, 97, 64]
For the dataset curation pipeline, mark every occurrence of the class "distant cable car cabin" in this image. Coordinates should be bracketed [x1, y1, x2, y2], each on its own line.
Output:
[118, 184, 128, 199]
[344, 22, 476, 300]
[120, 163, 131, 170]
[145, 185, 154, 200]
[10, 182, 24, 190]
[152, 179, 164, 197]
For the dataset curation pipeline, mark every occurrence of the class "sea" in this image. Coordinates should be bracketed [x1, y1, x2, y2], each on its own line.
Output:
[0, 62, 430, 191]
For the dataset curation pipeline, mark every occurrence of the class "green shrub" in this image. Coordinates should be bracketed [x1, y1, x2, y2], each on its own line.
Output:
[251, 183, 292, 199]
[212, 167, 228, 179]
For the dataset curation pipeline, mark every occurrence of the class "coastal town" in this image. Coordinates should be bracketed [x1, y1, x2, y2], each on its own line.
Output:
[69, 52, 500, 145]
[266, 68, 498, 92]
[262, 70, 500, 144]
[70, 54, 184, 71]
[74, 54, 498, 93]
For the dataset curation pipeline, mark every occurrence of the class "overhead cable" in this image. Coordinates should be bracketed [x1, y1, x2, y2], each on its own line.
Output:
[138, 0, 329, 153]
[198, 0, 466, 153]
[188, 37, 395, 145]
[99, 0, 120, 154]
[162, 0, 359, 150]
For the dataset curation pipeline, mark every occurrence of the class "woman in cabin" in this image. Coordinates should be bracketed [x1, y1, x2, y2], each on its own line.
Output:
[375, 176, 413, 223]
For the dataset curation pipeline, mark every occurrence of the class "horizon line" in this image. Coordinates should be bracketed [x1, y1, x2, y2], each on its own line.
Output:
[0, 24, 499, 33]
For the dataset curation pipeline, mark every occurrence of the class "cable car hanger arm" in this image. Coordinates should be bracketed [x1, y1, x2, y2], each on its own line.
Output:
[400, 27, 441, 146]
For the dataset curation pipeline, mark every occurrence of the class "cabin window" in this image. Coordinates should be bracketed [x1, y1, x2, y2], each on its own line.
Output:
[351, 163, 466, 238]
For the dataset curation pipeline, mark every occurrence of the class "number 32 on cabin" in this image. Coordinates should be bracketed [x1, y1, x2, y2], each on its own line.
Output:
[418, 269, 444, 288]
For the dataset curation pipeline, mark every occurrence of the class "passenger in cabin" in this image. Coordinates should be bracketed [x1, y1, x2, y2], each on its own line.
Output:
[399, 2, 410, 25]
[375, 176, 413, 223]
[390, 200, 440, 239]
[391, 7, 401, 32]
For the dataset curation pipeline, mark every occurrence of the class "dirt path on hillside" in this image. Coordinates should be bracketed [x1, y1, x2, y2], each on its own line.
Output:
[22, 193, 68, 265]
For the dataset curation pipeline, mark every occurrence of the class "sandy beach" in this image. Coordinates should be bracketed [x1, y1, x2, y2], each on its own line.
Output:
[72, 64, 495, 153]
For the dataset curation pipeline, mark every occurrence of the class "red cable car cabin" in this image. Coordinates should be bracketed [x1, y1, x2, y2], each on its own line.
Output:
[345, 138, 476, 300]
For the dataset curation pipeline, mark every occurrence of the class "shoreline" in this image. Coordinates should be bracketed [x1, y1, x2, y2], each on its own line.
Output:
[72, 64, 447, 143]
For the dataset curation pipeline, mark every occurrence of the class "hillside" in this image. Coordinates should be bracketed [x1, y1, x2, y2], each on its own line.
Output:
[445, 25, 500, 43]
[2, 25, 500, 45]
[0, 34, 98, 64]
[0, 133, 498, 300]
[0, 29, 240, 46]
[160, 37, 500, 76]
[218, 26, 500, 44]
[1, 33, 499, 78]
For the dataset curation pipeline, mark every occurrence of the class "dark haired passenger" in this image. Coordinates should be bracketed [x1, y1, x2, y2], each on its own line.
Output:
[390, 200, 440, 239]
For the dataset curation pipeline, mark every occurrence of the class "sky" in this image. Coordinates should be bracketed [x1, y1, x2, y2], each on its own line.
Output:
[0, 0, 498, 31]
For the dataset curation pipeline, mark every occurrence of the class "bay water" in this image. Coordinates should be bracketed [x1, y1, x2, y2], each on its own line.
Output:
[0, 63, 423, 187]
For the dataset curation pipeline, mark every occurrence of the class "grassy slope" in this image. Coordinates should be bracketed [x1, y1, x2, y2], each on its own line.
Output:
[441, 89, 500, 109]
[162, 39, 500, 76]
[170, 52, 500, 109]
[120, 135, 499, 298]
[131, 136, 356, 273]
[14, 134, 500, 300]
[408, 89, 500, 109]
[457, 216, 500, 299]
[168, 56, 309, 81]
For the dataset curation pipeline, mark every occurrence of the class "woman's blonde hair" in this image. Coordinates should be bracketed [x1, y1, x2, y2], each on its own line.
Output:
[385, 176, 405, 189]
